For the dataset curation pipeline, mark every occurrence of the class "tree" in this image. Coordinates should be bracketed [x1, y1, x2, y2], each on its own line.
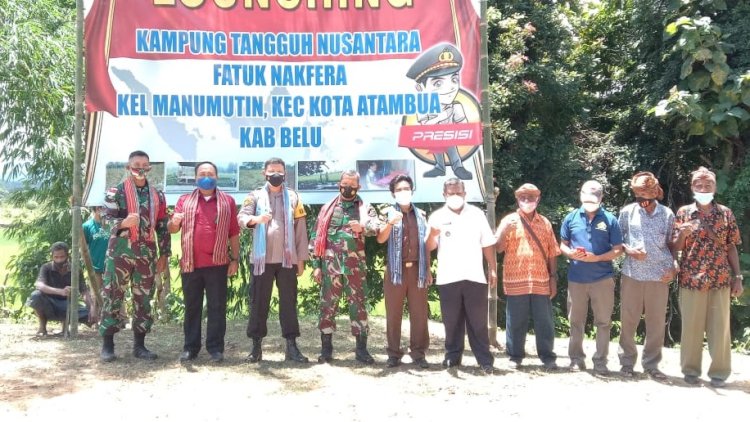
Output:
[0, 0, 78, 315]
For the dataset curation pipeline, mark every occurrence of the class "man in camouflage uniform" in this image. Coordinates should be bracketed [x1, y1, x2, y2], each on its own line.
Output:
[310, 170, 378, 364]
[99, 150, 171, 362]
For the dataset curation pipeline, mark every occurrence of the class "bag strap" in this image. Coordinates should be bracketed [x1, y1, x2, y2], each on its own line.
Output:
[517, 212, 549, 264]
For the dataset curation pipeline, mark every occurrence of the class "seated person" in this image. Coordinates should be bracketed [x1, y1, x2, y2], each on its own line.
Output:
[26, 242, 93, 335]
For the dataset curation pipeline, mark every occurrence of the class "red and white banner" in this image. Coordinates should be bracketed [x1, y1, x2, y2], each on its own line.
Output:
[84, 0, 485, 204]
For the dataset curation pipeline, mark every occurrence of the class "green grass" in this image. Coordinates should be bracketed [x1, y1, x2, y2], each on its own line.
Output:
[0, 228, 20, 279]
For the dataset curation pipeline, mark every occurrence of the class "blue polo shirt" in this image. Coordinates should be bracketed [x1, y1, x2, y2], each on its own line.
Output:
[560, 206, 623, 283]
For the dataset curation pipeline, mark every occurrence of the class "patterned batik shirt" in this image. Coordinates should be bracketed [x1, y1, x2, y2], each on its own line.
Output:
[674, 202, 741, 290]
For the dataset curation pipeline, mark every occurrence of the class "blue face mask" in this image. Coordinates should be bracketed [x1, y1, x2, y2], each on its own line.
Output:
[196, 177, 217, 191]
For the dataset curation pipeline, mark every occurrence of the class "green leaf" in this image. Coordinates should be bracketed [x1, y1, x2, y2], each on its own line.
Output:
[743, 89, 750, 106]
[688, 121, 706, 135]
[687, 70, 711, 91]
[710, 111, 727, 124]
[727, 107, 750, 121]
[711, 67, 729, 86]
[680, 57, 695, 79]
[694, 48, 713, 61]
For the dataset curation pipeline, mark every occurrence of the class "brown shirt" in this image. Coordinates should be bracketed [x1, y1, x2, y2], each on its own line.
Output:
[402, 206, 419, 262]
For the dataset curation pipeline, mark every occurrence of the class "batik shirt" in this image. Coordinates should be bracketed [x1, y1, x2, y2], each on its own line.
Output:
[674, 202, 741, 290]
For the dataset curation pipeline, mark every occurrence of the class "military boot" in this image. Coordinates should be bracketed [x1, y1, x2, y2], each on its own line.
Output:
[285, 337, 309, 363]
[318, 333, 333, 363]
[132, 331, 158, 360]
[247, 337, 262, 363]
[354, 334, 375, 364]
[100, 334, 116, 362]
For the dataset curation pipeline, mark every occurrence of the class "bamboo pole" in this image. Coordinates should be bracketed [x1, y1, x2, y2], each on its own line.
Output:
[68, 0, 85, 337]
[479, 0, 499, 347]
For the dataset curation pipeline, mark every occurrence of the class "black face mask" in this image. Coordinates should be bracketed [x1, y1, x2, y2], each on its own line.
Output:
[636, 197, 655, 208]
[340, 186, 358, 199]
[266, 173, 285, 187]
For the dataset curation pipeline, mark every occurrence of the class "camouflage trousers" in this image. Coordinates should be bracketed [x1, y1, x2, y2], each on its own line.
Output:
[99, 241, 157, 336]
[319, 270, 369, 336]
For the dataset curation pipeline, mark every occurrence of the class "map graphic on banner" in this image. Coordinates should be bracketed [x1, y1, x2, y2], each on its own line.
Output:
[83, 0, 485, 205]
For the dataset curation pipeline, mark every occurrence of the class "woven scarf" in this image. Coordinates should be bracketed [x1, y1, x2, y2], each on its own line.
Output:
[179, 189, 232, 273]
[124, 177, 159, 242]
[313, 195, 368, 257]
[387, 204, 427, 287]
[252, 184, 294, 275]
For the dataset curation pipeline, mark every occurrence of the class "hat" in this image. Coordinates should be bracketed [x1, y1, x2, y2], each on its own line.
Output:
[406, 43, 463, 83]
[514, 183, 541, 198]
[580, 180, 603, 203]
[691, 166, 716, 184]
[630, 171, 663, 200]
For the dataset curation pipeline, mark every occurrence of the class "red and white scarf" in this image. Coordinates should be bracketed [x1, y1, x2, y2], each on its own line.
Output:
[179, 189, 232, 273]
[313, 195, 368, 257]
[124, 177, 160, 243]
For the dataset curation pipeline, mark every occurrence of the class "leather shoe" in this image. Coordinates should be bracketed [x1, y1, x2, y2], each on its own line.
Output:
[441, 358, 461, 368]
[413, 358, 429, 369]
[480, 364, 495, 375]
[386, 357, 401, 368]
[179, 350, 197, 362]
[209, 352, 224, 363]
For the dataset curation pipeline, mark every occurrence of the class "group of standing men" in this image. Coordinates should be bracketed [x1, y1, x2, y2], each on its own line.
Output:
[494, 169, 743, 387]
[25, 149, 744, 386]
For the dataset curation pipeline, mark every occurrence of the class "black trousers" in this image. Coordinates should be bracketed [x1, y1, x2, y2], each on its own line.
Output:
[247, 263, 300, 339]
[181, 265, 228, 354]
[437, 280, 494, 366]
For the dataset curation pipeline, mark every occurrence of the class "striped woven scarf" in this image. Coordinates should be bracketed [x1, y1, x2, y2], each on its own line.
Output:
[387, 204, 428, 287]
[252, 185, 294, 275]
[124, 177, 159, 242]
[179, 189, 232, 273]
[313, 195, 369, 258]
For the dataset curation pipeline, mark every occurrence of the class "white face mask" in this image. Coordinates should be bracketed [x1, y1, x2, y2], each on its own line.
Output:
[394, 190, 412, 206]
[518, 201, 538, 214]
[582, 202, 600, 213]
[445, 195, 464, 211]
[694, 192, 714, 205]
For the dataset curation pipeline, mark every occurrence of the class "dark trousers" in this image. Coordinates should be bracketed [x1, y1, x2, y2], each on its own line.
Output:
[247, 263, 300, 339]
[181, 265, 228, 354]
[384, 263, 429, 360]
[438, 280, 494, 366]
[505, 294, 557, 364]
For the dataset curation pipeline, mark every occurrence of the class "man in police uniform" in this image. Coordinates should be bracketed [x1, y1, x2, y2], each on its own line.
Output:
[406, 42, 473, 181]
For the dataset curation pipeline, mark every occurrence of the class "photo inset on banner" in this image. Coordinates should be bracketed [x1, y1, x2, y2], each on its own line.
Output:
[165, 162, 238, 193]
[105, 162, 165, 191]
[297, 160, 344, 191]
[356, 160, 416, 191]
[238, 161, 297, 192]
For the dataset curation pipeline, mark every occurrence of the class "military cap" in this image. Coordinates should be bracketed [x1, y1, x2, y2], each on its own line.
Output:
[406, 43, 463, 83]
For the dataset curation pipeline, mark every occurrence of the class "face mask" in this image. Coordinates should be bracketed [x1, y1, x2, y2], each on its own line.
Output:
[340, 186, 358, 199]
[636, 197, 655, 208]
[694, 192, 714, 205]
[196, 176, 217, 191]
[266, 173, 285, 187]
[130, 168, 147, 180]
[582, 202, 600, 213]
[519, 201, 537, 214]
[446, 195, 464, 210]
[394, 190, 412, 206]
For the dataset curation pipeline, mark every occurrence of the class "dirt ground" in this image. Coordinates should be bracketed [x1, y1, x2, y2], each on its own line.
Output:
[0, 317, 748, 421]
